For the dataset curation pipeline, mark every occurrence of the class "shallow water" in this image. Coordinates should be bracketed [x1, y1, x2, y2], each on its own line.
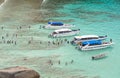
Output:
[0, 0, 120, 78]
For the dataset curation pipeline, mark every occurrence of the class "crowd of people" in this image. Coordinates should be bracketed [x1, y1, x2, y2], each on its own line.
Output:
[48, 59, 74, 66]
[0, 25, 71, 49]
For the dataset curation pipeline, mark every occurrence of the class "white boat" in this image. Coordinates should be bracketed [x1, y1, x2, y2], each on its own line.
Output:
[49, 28, 80, 38]
[43, 22, 75, 29]
[92, 53, 107, 60]
[78, 40, 113, 51]
[71, 35, 107, 45]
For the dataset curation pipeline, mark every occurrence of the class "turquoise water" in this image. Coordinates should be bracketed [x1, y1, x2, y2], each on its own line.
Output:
[0, 0, 120, 78]
[47, 0, 120, 78]
[27, 1, 120, 77]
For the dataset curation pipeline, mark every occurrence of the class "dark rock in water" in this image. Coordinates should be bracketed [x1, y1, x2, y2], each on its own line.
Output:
[0, 66, 40, 78]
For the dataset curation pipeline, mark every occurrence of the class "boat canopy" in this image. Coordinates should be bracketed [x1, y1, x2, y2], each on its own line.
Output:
[82, 40, 102, 46]
[48, 22, 64, 26]
[74, 35, 99, 39]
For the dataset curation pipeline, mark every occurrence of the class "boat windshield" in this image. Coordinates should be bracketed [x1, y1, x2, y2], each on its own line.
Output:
[51, 24, 63, 26]
[80, 37, 98, 40]
[74, 38, 78, 40]
[58, 31, 71, 33]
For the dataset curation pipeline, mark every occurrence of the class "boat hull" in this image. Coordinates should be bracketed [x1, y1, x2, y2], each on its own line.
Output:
[78, 42, 113, 51]
[50, 30, 80, 38]
[92, 53, 106, 60]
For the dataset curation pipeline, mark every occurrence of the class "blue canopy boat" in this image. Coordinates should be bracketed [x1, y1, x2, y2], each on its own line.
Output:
[71, 35, 107, 45]
[48, 22, 64, 26]
[43, 21, 75, 29]
[82, 40, 102, 46]
[78, 40, 113, 51]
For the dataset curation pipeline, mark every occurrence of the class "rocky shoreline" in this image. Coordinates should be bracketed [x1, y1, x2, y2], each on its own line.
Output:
[0, 66, 40, 78]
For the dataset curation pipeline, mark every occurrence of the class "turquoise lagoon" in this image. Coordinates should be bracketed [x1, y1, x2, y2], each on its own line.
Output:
[0, 0, 120, 78]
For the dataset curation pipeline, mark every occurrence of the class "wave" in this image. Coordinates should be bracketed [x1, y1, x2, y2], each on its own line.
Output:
[0, 0, 5, 8]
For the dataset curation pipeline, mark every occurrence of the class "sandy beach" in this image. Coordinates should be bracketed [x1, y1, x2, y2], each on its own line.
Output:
[0, 0, 90, 78]
[0, 24, 90, 78]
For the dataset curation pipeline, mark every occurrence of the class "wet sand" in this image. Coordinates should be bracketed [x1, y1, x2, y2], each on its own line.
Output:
[0, 0, 99, 78]
[0, 25, 92, 77]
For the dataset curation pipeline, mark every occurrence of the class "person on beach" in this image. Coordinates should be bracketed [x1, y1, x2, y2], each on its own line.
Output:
[6, 33, 9, 37]
[48, 41, 50, 46]
[14, 41, 17, 45]
[19, 26, 22, 29]
[57, 42, 60, 45]
[61, 40, 63, 44]
[110, 39, 112, 43]
[16, 34, 18, 38]
[39, 25, 41, 29]
[29, 26, 31, 29]
[40, 41, 42, 44]
[48, 59, 53, 65]
[51, 63, 53, 65]
[1, 26, 3, 30]
[67, 41, 69, 44]
[71, 60, 74, 64]
[64, 39, 67, 42]
[52, 41, 55, 45]
[28, 40, 31, 44]
[65, 62, 68, 66]
[7, 40, 9, 44]
[58, 60, 60, 65]
[11, 40, 14, 44]
[23, 58, 27, 60]
[2, 36, 4, 39]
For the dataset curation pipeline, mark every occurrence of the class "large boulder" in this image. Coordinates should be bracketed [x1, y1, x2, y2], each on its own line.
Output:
[0, 66, 40, 78]
[0, 0, 43, 9]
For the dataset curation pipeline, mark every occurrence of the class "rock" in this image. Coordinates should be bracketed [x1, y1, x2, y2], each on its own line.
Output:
[0, 0, 4, 5]
[0, 66, 40, 78]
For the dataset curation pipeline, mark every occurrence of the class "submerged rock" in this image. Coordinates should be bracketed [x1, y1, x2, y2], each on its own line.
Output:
[0, 66, 40, 78]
